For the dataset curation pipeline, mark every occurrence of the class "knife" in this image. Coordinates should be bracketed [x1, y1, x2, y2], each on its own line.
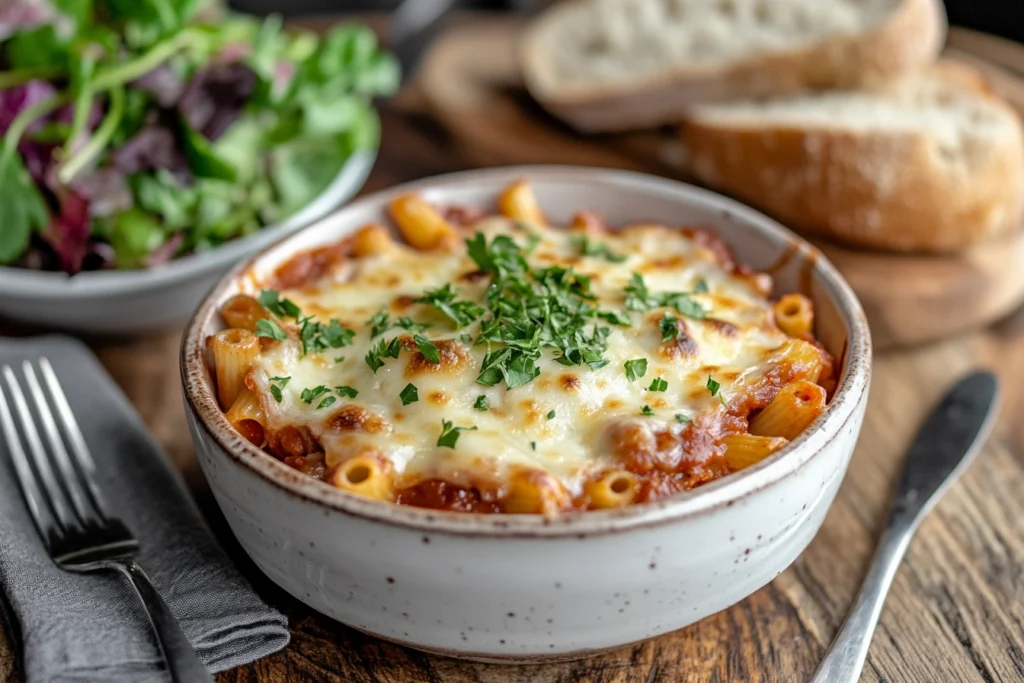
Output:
[809, 370, 1000, 683]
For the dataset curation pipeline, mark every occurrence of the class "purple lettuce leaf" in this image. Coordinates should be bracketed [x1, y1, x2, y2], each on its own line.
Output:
[41, 190, 91, 275]
[133, 65, 186, 108]
[71, 167, 133, 217]
[113, 126, 190, 179]
[178, 62, 256, 141]
[0, 0, 58, 42]
[0, 80, 57, 135]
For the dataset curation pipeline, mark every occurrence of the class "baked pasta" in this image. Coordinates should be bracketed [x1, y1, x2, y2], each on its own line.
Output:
[208, 180, 836, 514]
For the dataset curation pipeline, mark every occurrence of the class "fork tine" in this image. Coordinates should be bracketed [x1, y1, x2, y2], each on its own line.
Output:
[2, 366, 78, 534]
[0, 372, 58, 541]
[23, 360, 100, 528]
[37, 358, 111, 520]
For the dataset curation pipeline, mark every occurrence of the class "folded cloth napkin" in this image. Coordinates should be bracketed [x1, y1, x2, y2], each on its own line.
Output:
[0, 336, 289, 682]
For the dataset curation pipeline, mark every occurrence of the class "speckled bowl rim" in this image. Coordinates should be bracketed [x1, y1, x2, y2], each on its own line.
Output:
[181, 166, 872, 537]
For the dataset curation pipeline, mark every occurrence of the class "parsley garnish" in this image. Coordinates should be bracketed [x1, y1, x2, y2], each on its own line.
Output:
[437, 420, 477, 449]
[413, 335, 440, 364]
[255, 318, 287, 341]
[576, 235, 627, 263]
[660, 313, 681, 341]
[694, 279, 709, 294]
[530, 441, 537, 451]
[258, 290, 301, 318]
[368, 307, 430, 337]
[624, 273, 707, 319]
[474, 395, 490, 411]
[675, 413, 690, 424]
[597, 310, 632, 327]
[414, 284, 485, 328]
[624, 358, 648, 382]
[641, 405, 655, 416]
[399, 383, 419, 405]
[335, 386, 358, 398]
[706, 375, 728, 406]
[268, 376, 290, 403]
[298, 316, 355, 355]
[334, 356, 346, 363]
[649, 377, 668, 392]
[546, 410, 555, 420]
[300, 386, 331, 404]
[365, 337, 402, 372]
[317, 396, 336, 409]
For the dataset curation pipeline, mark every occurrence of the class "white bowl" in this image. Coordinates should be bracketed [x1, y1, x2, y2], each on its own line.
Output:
[0, 151, 375, 335]
[181, 167, 872, 662]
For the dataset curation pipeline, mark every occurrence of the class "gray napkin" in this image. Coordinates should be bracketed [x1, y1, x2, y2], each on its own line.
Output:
[0, 336, 289, 682]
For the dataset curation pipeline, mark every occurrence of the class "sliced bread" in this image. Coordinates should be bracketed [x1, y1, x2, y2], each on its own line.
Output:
[521, 0, 947, 132]
[682, 61, 1024, 253]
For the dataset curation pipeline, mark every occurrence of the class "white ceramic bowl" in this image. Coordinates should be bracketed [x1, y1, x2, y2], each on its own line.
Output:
[0, 151, 375, 335]
[181, 167, 872, 662]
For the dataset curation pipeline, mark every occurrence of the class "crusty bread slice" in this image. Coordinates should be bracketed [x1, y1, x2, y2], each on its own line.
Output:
[682, 61, 1024, 253]
[521, 0, 947, 133]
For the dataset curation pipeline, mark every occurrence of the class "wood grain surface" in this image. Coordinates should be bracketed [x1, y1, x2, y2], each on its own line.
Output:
[417, 16, 1024, 351]
[4, 19, 1024, 683]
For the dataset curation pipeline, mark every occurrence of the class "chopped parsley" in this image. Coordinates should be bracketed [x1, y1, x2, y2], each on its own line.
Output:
[255, 318, 287, 341]
[649, 377, 668, 392]
[707, 375, 728, 406]
[414, 283, 485, 328]
[596, 310, 632, 327]
[258, 290, 301, 319]
[399, 383, 419, 405]
[268, 376, 290, 403]
[575, 235, 627, 263]
[675, 413, 690, 424]
[546, 410, 556, 420]
[624, 358, 648, 382]
[300, 386, 331, 404]
[365, 337, 402, 372]
[641, 405, 655, 416]
[624, 273, 707, 319]
[413, 335, 440, 364]
[694, 279, 710, 294]
[660, 313, 681, 341]
[367, 307, 430, 338]
[474, 395, 490, 411]
[317, 396, 336, 409]
[530, 441, 537, 451]
[335, 386, 358, 398]
[437, 420, 477, 449]
[334, 356, 346, 363]
[299, 316, 355, 355]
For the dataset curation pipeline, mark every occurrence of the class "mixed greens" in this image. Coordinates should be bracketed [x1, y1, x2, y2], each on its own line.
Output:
[0, 0, 399, 274]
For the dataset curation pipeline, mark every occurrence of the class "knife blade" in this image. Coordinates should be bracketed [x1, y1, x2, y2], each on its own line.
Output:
[889, 370, 1000, 525]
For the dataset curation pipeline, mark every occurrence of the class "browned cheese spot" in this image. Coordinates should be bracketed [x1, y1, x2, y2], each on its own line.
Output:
[327, 404, 388, 434]
[404, 338, 469, 378]
[560, 374, 582, 392]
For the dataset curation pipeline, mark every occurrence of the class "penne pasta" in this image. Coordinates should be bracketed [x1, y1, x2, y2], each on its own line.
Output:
[388, 193, 458, 250]
[225, 387, 267, 447]
[219, 294, 269, 332]
[331, 455, 394, 501]
[504, 467, 569, 514]
[723, 433, 788, 470]
[774, 338, 827, 384]
[750, 380, 827, 440]
[498, 179, 545, 225]
[773, 294, 814, 338]
[351, 223, 397, 257]
[211, 328, 260, 409]
[585, 470, 638, 509]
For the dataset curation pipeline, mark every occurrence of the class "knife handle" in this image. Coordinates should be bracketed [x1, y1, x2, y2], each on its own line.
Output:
[807, 514, 917, 683]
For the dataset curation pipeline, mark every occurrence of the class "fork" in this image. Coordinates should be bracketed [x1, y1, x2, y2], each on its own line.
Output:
[0, 358, 212, 683]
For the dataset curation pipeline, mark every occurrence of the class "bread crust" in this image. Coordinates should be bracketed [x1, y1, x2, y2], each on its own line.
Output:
[681, 67, 1024, 253]
[522, 0, 947, 133]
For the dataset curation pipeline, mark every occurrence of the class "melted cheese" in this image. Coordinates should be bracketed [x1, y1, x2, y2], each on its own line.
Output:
[249, 217, 791, 498]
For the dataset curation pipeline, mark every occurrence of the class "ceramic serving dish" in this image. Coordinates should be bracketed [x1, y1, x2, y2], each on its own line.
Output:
[181, 166, 872, 662]
[0, 151, 375, 335]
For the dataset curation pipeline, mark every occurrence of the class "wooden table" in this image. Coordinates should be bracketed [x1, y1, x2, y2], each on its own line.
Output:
[4, 66, 1024, 683]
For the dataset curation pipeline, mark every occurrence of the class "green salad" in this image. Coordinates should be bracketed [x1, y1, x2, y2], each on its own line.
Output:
[0, 0, 399, 274]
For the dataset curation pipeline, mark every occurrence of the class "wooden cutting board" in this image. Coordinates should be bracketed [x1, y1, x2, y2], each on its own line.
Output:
[415, 17, 1024, 350]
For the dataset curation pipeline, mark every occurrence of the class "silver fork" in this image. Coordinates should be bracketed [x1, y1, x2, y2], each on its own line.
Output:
[0, 358, 212, 683]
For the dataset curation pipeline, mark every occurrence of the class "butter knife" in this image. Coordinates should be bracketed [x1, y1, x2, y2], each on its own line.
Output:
[810, 370, 1000, 683]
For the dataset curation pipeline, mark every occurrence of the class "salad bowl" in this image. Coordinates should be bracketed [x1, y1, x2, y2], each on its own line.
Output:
[182, 166, 871, 661]
[0, 151, 374, 334]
